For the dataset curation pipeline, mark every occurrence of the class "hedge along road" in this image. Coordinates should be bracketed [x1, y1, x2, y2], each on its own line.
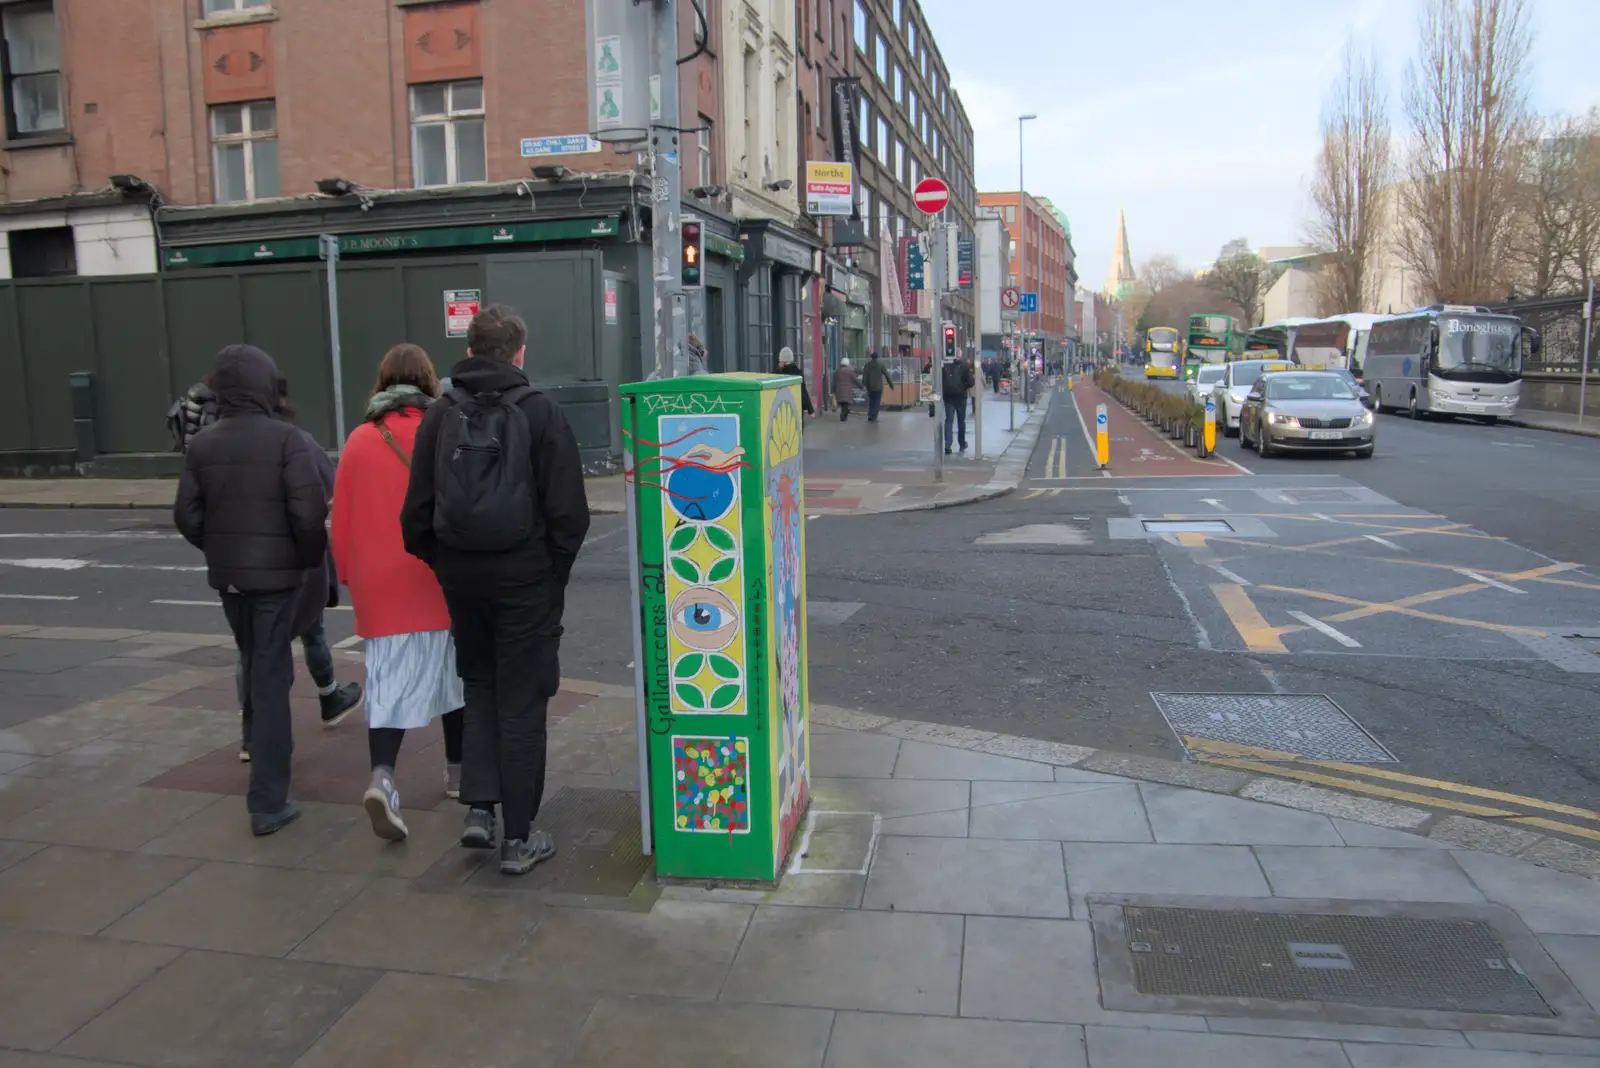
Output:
[1060, 377, 1250, 478]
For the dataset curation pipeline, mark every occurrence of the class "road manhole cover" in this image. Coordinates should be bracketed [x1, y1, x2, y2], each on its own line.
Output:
[1142, 520, 1233, 534]
[1151, 692, 1396, 762]
[1117, 905, 1551, 1015]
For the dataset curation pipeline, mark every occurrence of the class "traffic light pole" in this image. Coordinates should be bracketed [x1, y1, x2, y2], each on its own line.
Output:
[932, 260, 944, 484]
[649, 0, 685, 379]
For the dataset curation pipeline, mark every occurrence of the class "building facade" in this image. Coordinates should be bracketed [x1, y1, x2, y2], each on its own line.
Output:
[976, 190, 1069, 348]
[974, 206, 1010, 360]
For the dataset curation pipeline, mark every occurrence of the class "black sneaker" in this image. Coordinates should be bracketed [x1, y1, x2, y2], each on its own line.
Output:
[319, 683, 362, 728]
[460, 807, 497, 850]
[250, 801, 301, 837]
[500, 830, 557, 876]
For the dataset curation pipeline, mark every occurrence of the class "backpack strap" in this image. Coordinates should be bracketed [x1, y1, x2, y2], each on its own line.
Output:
[375, 423, 411, 468]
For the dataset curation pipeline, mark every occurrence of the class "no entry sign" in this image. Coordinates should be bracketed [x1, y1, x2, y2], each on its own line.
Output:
[913, 177, 951, 216]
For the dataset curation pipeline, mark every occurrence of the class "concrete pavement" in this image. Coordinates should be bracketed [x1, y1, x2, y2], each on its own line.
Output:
[1, 625, 1599, 1066]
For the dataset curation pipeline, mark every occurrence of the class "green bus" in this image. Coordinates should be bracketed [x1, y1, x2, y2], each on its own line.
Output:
[1186, 313, 1238, 379]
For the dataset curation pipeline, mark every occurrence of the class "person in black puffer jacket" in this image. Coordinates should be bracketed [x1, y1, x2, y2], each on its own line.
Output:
[175, 344, 328, 837]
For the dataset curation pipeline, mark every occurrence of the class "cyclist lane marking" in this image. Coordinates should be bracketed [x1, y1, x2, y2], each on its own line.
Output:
[1070, 380, 1247, 477]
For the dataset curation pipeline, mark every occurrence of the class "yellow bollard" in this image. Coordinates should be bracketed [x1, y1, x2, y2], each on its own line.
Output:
[1067, 376, 1074, 391]
[1095, 403, 1109, 468]
[1203, 395, 1217, 456]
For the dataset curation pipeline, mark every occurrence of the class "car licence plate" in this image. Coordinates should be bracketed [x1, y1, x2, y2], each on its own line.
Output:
[1309, 430, 1344, 440]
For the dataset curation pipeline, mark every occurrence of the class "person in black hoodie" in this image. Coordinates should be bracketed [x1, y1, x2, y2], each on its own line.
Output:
[401, 305, 591, 875]
[175, 345, 329, 837]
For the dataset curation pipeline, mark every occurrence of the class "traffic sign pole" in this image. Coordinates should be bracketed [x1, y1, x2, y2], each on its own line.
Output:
[1095, 404, 1110, 468]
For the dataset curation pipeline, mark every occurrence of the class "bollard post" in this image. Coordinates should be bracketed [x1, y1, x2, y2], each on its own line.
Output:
[1095, 403, 1109, 468]
[1203, 395, 1216, 457]
[618, 372, 811, 884]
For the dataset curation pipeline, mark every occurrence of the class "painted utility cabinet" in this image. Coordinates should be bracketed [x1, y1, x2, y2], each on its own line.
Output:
[618, 373, 811, 882]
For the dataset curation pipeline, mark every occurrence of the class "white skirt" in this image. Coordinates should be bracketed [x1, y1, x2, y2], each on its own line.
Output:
[364, 630, 464, 731]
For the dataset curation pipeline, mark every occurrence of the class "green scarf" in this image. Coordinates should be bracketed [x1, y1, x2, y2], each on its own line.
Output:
[365, 384, 431, 423]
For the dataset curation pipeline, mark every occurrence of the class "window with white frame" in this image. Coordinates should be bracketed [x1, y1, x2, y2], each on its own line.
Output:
[697, 116, 713, 187]
[203, 0, 270, 14]
[2, 1, 63, 138]
[410, 79, 485, 188]
[211, 101, 279, 203]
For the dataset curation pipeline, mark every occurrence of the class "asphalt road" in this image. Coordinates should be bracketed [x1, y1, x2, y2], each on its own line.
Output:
[0, 385, 1595, 824]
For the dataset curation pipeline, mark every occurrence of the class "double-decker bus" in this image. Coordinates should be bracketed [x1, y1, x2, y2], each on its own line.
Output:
[1288, 313, 1384, 374]
[1364, 305, 1533, 422]
[1245, 317, 1317, 359]
[1186, 313, 1237, 378]
[1144, 326, 1182, 379]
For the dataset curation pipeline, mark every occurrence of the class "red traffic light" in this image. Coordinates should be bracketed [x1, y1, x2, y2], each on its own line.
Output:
[944, 326, 955, 340]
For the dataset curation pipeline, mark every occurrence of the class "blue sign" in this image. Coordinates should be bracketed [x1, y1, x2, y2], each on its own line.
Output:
[1401, 357, 1413, 377]
[905, 240, 925, 291]
[1096, 411, 1108, 426]
[957, 239, 974, 289]
[1020, 292, 1039, 313]
[521, 135, 602, 158]
[1205, 396, 1216, 413]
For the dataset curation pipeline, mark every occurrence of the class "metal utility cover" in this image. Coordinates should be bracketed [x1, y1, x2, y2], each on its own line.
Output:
[1091, 896, 1600, 1035]
[1141, 519, 1234, 534]
[1281, 488, 1359, 503]
[1152, 691, 1396, 763]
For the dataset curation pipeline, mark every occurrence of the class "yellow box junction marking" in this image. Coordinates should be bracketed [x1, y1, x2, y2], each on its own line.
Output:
[1210, 584, 1290, 653]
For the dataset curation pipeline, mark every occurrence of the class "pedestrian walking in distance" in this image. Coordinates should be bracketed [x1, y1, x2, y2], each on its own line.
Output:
[331, 344, 466, 842]
[942, 354, 975, 454]
[833, 357, 858, 421]
[776, 347, 815, 417]
[402, 305, 591, 875]
[175, 345, 329, 837]
[862, 350, 895, 422]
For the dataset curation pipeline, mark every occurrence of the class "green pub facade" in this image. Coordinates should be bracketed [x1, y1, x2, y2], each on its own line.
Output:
[619, 373, 811, 883]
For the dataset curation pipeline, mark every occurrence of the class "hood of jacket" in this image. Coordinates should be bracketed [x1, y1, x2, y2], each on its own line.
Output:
[212, 344, 281, 417]
[447, 354, 529, 397]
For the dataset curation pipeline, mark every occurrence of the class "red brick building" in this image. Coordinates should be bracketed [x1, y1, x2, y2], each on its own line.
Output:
[976, 190, 1069, 345]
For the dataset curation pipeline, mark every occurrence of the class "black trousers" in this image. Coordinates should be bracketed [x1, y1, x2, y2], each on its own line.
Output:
[445, 586, 563, 841]
[222, 589, 298, 815]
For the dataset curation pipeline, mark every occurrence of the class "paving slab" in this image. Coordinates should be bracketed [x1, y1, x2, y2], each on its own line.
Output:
[0, 836, 43, 874]
[0, 785, 220, 850]
[1063, 843, 1271, 917]
[105, 860, 365, 957]
[293, 972, 603, 1068]
[504, 900, 752, 997]
[567, 995, 834, 1068]
[139, 798, 363, 866]
[1341, 1044, 1600, 1066]
[1452, 849, 1600, 935]
[1141, 783, 1343, 846]
[296, 806, 464, 879]
[811, 777, 970, 837]
[825, 1011, 1086, 1067]
[1332, 818, 1449, 849]
[724, 905, 963, 1015]
[892, 739, 1055, 781]
[1254, 846, 1486, 903]
[809, 730, 901, 779]
[0, 844, 198, 934]
[0, 927, 179, 1052]
[58, 949, 380, 1068]
[968, 781, 1153, 843]
[1543, 935, 1600, 1012]
[863, 835, 1072, 917]
[290, 876, 544, 980]
[1082, 1024, 1354, 1068]
[960, 916, 1206, 1032]
[1203, 1016, 1467, 1048]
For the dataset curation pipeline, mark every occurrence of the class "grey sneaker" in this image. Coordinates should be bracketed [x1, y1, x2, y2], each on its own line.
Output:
[362, 769, 408, 841]
[460, 807, 497, 850]
[445, 763, 462, 800]
[500, 830, 557, 876]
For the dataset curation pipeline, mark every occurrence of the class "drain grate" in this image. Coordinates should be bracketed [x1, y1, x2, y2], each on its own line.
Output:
[463, 786, 650, 898]
[1142, 520, 1234, 534]
[1120, 905, 1553, 1016]
[1152, 692, 1396, 762]
[1281, 488, 1358, 504]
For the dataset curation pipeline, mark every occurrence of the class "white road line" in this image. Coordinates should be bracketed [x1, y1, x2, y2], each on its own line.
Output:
[1362, 534, 1408, 552]
[1287, 610, 1363, 648]
[334, 635, 363, 649]
[0, 593, 78, 601]
[1207, 563, 1253, 586]
[152, 599, 218, 607]
[0, 558, 205, 573]
[1200, 498, 1229, 511]
[1454, 569, 1527, 594]
[0, 531, 181, 540]
[1311, 513, 1337, 523]
[1068, 390, 1105, 476]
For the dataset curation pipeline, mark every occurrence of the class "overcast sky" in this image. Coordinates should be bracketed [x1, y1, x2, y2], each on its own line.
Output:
[919, 0, 1600, 291]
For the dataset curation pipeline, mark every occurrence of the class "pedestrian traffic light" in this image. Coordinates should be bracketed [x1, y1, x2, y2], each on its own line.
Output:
[681, 219, 704, 288]
[944, 325, 956, 360]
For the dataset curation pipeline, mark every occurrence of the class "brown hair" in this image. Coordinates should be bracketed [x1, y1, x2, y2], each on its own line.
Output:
[372, 343, 440, 398]
[466, 304, 528, 363]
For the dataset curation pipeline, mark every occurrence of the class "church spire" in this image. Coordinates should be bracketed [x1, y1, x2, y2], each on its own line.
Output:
[1105, 208, 1135, 298]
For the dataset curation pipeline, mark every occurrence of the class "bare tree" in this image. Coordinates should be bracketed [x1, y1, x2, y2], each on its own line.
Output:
[1397, 0, 1534, 304]
[1203, 239, 1284, 327]
[1138, 254, 1187, 294]
[1505, 109, 1600, 296]
[1306, 42, 1393, 314]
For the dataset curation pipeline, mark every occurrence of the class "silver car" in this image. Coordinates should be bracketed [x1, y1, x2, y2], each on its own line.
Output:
[1239, 371, 1376, 458]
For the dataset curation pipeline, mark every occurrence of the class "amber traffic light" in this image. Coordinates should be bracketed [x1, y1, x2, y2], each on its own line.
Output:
[681, 219, 704, 288]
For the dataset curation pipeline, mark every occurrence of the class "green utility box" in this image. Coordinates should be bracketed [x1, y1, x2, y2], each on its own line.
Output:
[618, 373, 812, 883]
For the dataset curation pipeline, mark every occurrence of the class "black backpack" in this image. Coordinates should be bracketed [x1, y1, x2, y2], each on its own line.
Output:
[433, 384, 538, 552]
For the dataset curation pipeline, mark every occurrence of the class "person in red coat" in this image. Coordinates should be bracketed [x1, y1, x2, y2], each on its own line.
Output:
[330, 344, 464, 841]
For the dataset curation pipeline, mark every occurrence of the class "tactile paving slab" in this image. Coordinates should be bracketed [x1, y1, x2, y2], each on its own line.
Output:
[1151, 692, 1396, 762]
[1119, 904, 1552, 1016]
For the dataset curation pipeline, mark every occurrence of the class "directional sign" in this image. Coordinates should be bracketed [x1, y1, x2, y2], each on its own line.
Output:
[1096, 408, 1108, 428]
[1001, 287, 1021, 310]
[1020, 292, 1039, 314]
[913, 177, 951, 216]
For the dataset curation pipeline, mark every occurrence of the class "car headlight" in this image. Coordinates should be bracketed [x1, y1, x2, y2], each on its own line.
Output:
[1266, 412, 1297, 426]
[1430, 390, 1449, 405]
[1357, 409, 1374, 425]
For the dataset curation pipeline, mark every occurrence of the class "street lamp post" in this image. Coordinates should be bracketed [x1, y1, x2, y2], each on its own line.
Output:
[1017, 113, 1036, 420]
